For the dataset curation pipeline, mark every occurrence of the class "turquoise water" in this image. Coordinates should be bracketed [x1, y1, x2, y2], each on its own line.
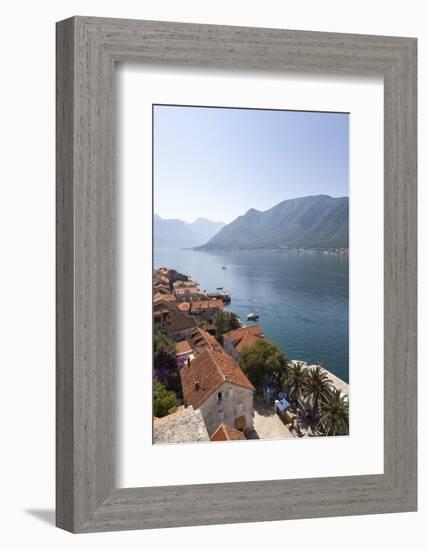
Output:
[154, 248, 349, 383]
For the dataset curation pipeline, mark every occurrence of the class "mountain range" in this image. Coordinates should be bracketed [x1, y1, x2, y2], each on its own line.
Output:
[154, 215, 225, 249]
[198, 195, 348, 251]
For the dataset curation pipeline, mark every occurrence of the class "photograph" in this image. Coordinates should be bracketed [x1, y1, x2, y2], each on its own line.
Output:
[152, 104, 349, 444]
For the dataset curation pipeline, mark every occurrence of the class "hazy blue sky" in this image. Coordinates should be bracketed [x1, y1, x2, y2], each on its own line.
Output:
[153, 105, 349, 223]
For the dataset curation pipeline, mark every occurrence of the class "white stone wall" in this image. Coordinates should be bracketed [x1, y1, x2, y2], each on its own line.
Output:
[198, 382, 254, 436]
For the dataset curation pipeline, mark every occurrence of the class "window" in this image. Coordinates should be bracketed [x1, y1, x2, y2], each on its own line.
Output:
[217, 392, 223, 402]
[218, 411, 224, 420]
[236, 402, 243, 414]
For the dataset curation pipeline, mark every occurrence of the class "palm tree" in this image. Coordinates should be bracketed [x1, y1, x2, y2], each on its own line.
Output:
[284, 362, 309, 407]
[317, 389, 349, 436]
[302, 366, 334, 412]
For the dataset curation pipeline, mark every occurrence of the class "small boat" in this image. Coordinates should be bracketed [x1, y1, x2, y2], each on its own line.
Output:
[247, 312, 259, 321]
[216, 286, 223, 290]
[222, 266, 227, 270]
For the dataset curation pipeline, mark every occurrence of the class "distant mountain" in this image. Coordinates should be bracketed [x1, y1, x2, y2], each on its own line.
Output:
[198, 195, 348, 251]
[154, 215, 225, 249]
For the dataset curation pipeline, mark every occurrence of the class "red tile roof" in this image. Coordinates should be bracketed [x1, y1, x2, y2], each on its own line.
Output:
[173, 280, 198, 288]
[223, 325, 263, 343]
[176, 340, 192, 355]
[174, 287, 200, 296]
[153, 292, 176, 303]
[180, 348, 255, 409]
[210, 423, 246, 441]
[153, 284, 171, 293]
[234, 331, 264, 352]
[223, 325, 264, 352]
[187, 327, 223, 354]
[190, 299, 224, 313]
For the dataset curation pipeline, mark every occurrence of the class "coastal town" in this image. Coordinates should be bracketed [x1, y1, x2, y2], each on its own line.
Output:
[153, 267, 349, 444]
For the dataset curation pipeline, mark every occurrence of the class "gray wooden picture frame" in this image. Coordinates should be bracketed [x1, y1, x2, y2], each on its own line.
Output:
[56, 16, 417, 533]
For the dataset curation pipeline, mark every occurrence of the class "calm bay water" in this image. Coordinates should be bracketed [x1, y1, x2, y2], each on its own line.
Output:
[155, 248, 349, 383]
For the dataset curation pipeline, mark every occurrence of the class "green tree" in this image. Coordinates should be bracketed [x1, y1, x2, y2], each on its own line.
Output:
[214, 310, 241, 344]
[153, 380, 179, 418]
[154, 329, 176, 359]
[317, 389, 349, 436]
[284, 362, 309, 407]
[239, 339, 288, 389]
[301, 366, 334, 412]
[153, 329, 181, 396]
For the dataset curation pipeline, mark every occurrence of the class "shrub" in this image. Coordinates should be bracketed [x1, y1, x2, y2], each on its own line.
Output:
[153, 380, 179, 418]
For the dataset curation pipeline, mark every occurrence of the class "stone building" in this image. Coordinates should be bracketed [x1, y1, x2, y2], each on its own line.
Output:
[223, 325, 264, 362]
[180, 348, 255, 436]
[153, 300, 197, 341]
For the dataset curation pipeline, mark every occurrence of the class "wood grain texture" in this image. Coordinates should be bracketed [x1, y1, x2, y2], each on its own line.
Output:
[56, 17, 75, 532]
[56, 16, 417, 533]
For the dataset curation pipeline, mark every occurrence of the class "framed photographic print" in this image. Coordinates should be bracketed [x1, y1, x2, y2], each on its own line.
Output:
[56, 17, 417, 532]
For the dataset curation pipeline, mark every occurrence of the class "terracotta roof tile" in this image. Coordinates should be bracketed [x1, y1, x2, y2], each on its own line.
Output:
[153, 292, 176, 303]
[174, 287, 200, 296]
[223, 325, 263, 343]
[173, 280, 198, 288]
[234, 331, 264, 352]
[180, 348, 254, 409]
[187, 327, 223, 353]
[154, 288, 172, 299]
[176, 340, 192, 354]
[210, 423, 246, 441]
[190, 299, 224, 313]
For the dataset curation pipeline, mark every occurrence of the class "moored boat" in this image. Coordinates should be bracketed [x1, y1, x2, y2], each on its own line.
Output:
[247, 312, 259, 321]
